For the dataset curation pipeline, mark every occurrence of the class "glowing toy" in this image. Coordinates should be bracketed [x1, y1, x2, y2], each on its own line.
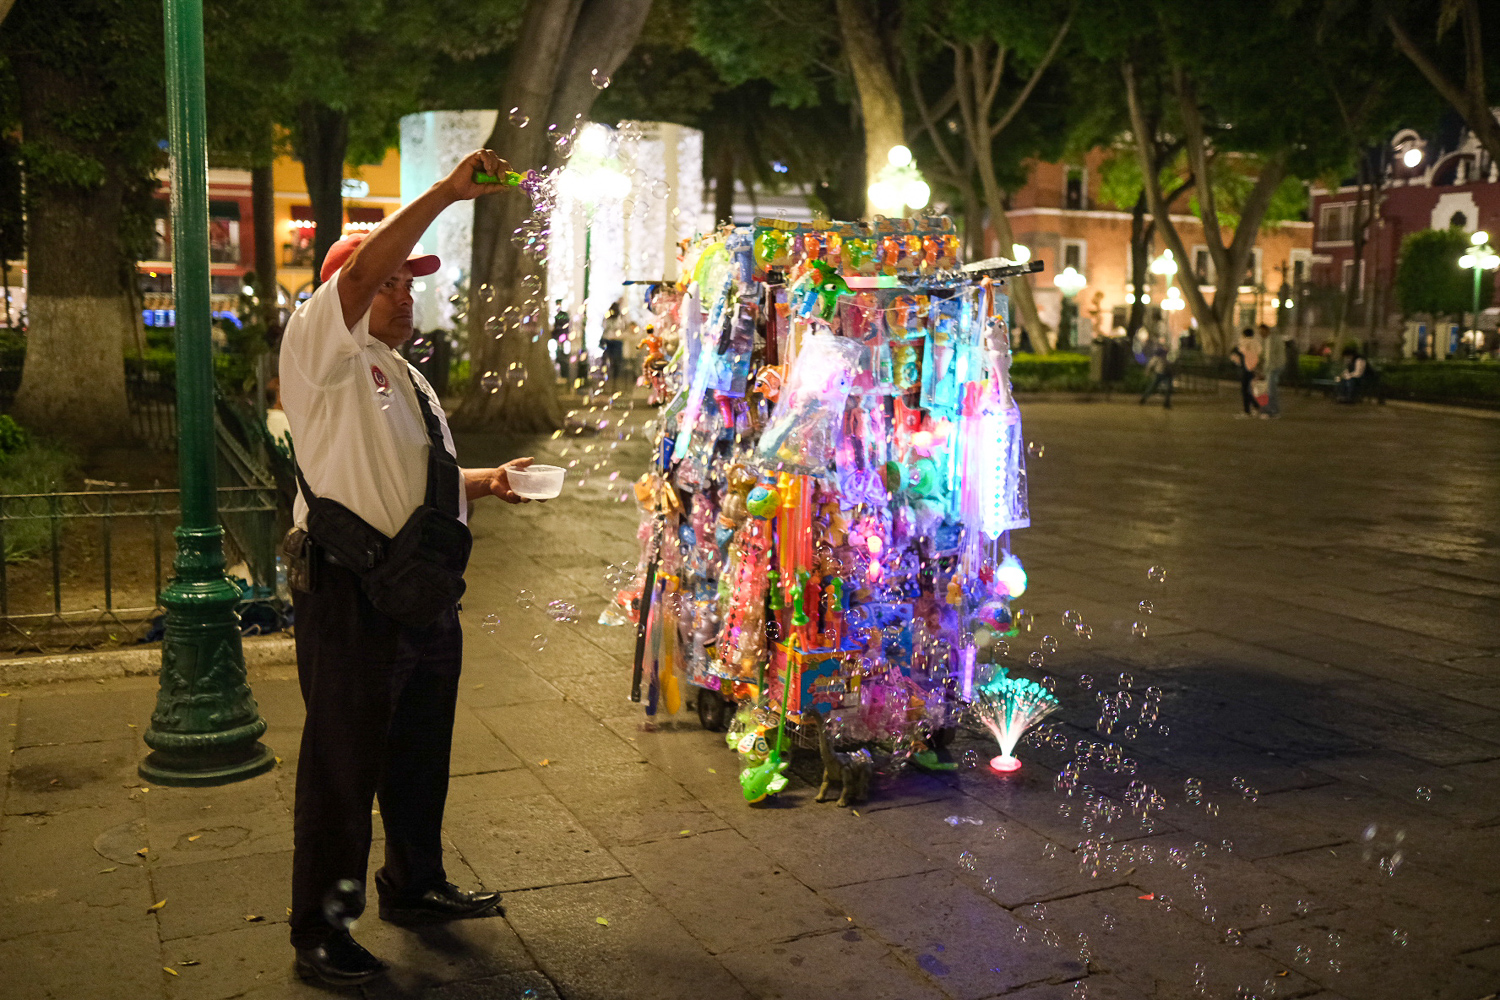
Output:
[970, 669, 1059, 773]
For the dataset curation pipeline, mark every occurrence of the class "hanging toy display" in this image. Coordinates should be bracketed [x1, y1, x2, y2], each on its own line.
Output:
[627, 213, 1040, 805]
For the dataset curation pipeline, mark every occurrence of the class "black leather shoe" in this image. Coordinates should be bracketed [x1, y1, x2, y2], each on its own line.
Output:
[378, 881, 502, 925]
[294, 930, 386, 986]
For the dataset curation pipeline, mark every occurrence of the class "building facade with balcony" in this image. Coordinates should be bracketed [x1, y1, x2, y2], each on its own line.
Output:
[138, 151, 402, 328]
[993, 148, 1313, 351]
[1307, 123, 1499, 358]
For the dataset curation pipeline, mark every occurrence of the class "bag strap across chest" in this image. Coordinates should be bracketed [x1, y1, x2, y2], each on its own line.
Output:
[294, 362, 461, 519]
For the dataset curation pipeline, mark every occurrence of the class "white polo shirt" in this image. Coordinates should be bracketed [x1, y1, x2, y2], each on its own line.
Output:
[279, 270, 466, 539]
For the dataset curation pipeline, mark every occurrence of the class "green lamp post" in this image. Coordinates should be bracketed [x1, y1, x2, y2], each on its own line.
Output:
[140, 0, 274, 786]
[1458, 230, 1498, 357]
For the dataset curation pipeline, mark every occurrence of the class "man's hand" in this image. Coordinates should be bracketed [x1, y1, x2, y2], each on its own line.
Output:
[442, 149, 511, 203]
[466, 457, 538, 504]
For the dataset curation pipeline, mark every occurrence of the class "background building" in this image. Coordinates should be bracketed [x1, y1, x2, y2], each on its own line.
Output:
[998, 148, 1313, 350]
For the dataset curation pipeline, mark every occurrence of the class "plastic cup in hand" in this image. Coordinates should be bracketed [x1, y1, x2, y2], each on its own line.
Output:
[508, 464, 564, 500]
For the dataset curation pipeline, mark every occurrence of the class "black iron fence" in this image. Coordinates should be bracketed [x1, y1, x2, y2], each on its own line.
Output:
[0, 348, 292, 653]
[0, 479, 279, 653]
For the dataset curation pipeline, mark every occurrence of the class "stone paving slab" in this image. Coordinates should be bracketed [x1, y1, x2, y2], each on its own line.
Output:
[4, 400, 1500, 1000]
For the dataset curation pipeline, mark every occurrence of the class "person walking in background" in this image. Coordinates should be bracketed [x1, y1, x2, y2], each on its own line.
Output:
[1139, 347, 1174, 408]
[600, 299, 627, 387]
[551, 300, 569, 380]
[1231, 328, 1261, 418]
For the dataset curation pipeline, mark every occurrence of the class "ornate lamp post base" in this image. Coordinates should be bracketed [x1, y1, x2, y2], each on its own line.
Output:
[140, 526, 274, 787]
[140, 738, 275, 786]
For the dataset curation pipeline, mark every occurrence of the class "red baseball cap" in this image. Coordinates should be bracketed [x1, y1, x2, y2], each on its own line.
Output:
[319, 233, 441, 283]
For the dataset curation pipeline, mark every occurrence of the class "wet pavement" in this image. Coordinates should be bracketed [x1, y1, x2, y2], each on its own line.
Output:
[2, 393, 1498, 1000]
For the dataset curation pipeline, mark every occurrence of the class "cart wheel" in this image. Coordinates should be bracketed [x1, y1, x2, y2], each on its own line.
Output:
[698, 688, 730, 731]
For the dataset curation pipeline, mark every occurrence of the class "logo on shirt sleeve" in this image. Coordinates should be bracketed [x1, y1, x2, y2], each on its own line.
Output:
[370, 364, 389, 390]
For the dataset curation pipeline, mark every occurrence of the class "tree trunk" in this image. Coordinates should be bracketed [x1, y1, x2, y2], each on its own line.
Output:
[978, 179, 1048, 353]
[713, 143, 735, 226]
[251, 163, 279, 334]
[294, 103, 347, 287]
[455, 0, 651, 433]
[835, 0, 903, 219]
[11, 58, 132, 448]
[1126, 193, 1152, 340]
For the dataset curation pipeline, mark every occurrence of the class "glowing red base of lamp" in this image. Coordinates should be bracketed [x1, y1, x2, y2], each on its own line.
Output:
[989, 754, 1022, 773]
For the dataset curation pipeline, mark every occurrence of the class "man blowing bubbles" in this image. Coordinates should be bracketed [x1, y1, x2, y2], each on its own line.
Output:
[278, 149, 533, 985]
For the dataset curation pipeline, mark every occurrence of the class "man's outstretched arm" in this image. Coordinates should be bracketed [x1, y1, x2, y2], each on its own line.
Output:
[338, 149, 509, 330]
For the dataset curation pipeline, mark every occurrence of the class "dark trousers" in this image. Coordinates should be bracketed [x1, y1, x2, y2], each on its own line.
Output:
[1239, 371, 1260, 413]
[289, 559, 462, 948]
[1140, 373, 1173, 407]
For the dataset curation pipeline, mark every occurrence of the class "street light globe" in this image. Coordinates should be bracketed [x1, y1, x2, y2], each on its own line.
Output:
[1460, 253, 1476, 268]
[1472, 230, 1489, 246]
[1482, 252, 1500, 270]
[1011, 244, 1030, 263]
[903, 179, 931, 210]
[577, 123, 612, 157]
[1402, 147, 1423, 168]
[868, 180, 903, 214]
[887, 145, 913, 168]
[1056, 266, 1086, 297]
[1150, 249, 1178, 277]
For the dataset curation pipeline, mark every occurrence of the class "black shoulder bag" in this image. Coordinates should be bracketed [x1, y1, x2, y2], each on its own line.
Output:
[295, 368, 472, 628]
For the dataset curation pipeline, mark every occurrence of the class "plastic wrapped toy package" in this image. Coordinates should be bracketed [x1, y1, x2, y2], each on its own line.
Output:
[625, 214, 1038, 805]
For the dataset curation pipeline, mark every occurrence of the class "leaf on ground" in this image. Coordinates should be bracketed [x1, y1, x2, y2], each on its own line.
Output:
[163, 967, 178, 976]
[0, 691, 9, 696]
[187, 834, 201, 842]
[179, 960, 199, 967]
[243, 914, 263, 922]
[98, 867, 117, 874]
[136, 848, 149, 857]
[678, 830, 691, 836]
[538, 759, 550, 766]
[147, 899, 167, 913]
[473, 683, 485, 689]
[595, 917, 609, 926]
[708, 768, 716, 773]
[286, 907, 292, 916]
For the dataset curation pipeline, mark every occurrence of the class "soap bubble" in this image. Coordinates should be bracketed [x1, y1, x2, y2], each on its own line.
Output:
[1147, 565, 1167, 584]
[1117, 672, 1133, 688]
[322, 879, 364, 930]
[1389, 928, 1408, 947]
[531, 634, 548, 652]
[1027, 441, 1045, 457]
[1028, 651, 1045, 668]
[546, 600, 579, 622]
[1075, 624, 1093, 640]
[1131, 621, 1148, 638]
[1040, 635, 1058, 653]
[957, 850, 977, 870]
[508, 107, 530, 128]
[1416, 786, 1432, 801]
[1078, 674, 1094, 690]
[590, 67, 611, 89]
[1138, 599, 1154, 614]
[1062, 610, 1082, 627]
[1013, 924, 1028, 943]
[516, 589, 535, 609]
[481, 613, 500, 634]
